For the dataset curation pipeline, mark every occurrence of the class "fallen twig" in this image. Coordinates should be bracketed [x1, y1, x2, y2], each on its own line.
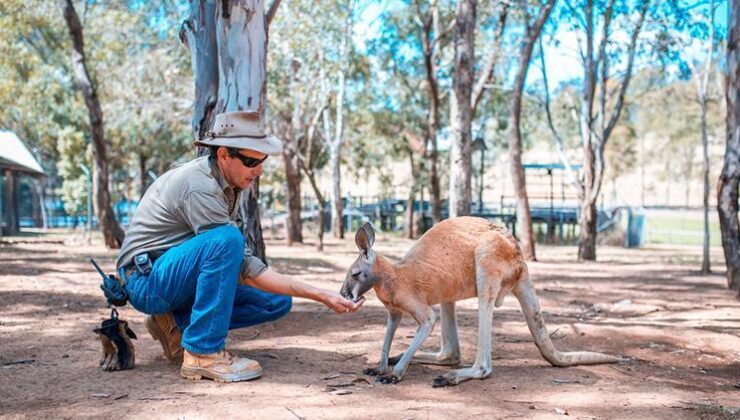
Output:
[1, 359, 35, 366]
[285, 407, 305, 420]
[552, 378, 580, 385]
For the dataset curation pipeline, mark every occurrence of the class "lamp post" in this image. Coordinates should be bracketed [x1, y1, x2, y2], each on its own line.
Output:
[471, 136, 487, 214]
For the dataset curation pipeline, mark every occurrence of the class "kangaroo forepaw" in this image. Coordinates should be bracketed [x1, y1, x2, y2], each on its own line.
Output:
[363, 367, 384, 376]
[376, 374, 400, 384]
[432, 375, 458, 388]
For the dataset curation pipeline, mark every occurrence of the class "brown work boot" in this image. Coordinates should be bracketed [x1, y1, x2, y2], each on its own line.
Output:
[145, 313, 184, 363]
[180, 349, 262, 382]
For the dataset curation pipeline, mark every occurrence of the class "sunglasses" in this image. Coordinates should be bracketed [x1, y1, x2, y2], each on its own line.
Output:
[234, 153, 268, 168]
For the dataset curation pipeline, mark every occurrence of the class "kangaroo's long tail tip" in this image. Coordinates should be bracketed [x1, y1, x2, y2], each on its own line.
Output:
[549, 351, 624, 367]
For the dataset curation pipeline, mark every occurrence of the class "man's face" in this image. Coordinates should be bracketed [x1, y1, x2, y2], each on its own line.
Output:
[217, 147, 267, 190]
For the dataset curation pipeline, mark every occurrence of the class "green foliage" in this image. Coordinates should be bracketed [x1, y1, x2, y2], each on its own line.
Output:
[0, 0, 730, 217]
[55, 127, 88, 214]
[0, 0, 192, 209]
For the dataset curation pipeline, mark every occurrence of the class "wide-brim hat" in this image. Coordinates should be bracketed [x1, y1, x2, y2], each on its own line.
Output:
[193, 111, 283, 155]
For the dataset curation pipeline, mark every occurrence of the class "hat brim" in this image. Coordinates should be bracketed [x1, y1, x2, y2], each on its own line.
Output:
[193, 135, 283, 156]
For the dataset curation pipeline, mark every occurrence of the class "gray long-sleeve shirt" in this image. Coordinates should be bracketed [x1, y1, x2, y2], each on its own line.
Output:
[116, 155, 267, 280]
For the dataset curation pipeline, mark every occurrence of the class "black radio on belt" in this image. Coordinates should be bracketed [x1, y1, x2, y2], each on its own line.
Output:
[133, 253, 153, 275]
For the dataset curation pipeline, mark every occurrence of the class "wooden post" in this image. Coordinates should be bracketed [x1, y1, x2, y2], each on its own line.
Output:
[4, 170, 18, 235]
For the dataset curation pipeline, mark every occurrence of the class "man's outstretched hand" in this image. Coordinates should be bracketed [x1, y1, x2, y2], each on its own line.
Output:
[242, 268, 366, 314]
[320, 291, 365, 313]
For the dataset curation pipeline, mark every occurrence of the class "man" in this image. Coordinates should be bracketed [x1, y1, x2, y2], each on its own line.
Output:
[116, 111, 362, 383]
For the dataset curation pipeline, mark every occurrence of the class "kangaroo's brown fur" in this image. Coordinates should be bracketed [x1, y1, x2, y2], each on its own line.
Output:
[340, 216, 620, 387]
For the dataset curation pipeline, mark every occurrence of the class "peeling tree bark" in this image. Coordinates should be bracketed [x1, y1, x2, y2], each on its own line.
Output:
[60, 0, 124, 249]
[182, 0, 278, 262]
[180, 0, 219, 144]
[719, 0, 740, 294]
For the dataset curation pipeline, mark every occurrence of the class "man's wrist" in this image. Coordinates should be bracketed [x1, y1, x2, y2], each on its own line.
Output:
[304, 285, 325, 303]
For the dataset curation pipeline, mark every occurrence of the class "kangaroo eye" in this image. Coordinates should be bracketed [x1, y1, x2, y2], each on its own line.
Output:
[351, 271, 361, 279]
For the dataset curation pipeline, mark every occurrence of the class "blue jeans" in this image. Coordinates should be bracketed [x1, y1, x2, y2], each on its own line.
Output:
[124, 225, 292, 354]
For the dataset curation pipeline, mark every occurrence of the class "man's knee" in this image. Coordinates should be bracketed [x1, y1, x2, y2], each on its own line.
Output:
[269, 295, 292, 321]
[208, 225, 245, 256]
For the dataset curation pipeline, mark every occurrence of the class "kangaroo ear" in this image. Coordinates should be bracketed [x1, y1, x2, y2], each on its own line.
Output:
[362, 222, 375, 248]
[355, 227, 370, 254]
[355, 222, 375, 253]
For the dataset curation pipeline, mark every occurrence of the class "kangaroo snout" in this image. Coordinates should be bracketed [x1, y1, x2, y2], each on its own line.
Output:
[339, 279, 354, 301]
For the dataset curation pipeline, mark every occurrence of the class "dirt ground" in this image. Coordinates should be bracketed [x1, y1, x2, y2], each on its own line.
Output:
[1, 230, 739, 419]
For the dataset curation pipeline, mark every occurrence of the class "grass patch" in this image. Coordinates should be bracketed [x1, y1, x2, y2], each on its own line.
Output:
[644, 211, 722, 246]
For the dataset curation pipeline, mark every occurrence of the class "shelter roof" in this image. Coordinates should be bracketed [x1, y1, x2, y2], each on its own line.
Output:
[0, 131, 44, 176]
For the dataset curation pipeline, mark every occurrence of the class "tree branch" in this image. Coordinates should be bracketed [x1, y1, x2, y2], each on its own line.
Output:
[539, 38, 584, 199]
[266, 0, 282, 28]
[471, 3, 508, 114]
[305, 103, 327, 168]
[603, 0, 649, 143]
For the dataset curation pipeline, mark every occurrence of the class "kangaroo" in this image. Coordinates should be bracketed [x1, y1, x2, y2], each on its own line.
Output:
[340, 217, 620, 387]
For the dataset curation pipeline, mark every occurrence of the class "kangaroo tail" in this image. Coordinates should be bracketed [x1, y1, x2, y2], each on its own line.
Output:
[512, 272, 620, 366]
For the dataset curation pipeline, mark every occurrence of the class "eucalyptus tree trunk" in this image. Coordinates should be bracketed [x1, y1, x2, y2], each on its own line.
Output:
[303, 168, 326, 251]
[180, 1, 219, 143]
[577, 0, 600, 261]
[326, 0, 353, 239]
[60, 0, 124, 249]
[448, 0, 475, 218]
[404, 151, 417, 239]
[719, 0, 740, 294]
[697, 0, 716, 275]
[328, 124, 344, 238]
[508, 0, 555, 261]
[138, 151, 148, 198]
[283, 58, 303, 245]
[577, 0, 647, 261]
[419, 1, 444, 224]
[700, 98, 711, 274]
[34, 179, 48, 229]
[180, 0, 279, 262]
[299, 106, 328, 251]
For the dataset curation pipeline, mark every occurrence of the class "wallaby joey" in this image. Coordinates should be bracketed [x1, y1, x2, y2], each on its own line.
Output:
[340, 217, 620, 387]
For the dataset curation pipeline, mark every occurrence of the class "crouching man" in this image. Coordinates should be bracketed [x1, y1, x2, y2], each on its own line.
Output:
[116, 111, 362, 382]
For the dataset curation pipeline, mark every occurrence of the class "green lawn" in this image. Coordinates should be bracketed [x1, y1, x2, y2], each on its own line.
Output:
[643, 211, 722, 246]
